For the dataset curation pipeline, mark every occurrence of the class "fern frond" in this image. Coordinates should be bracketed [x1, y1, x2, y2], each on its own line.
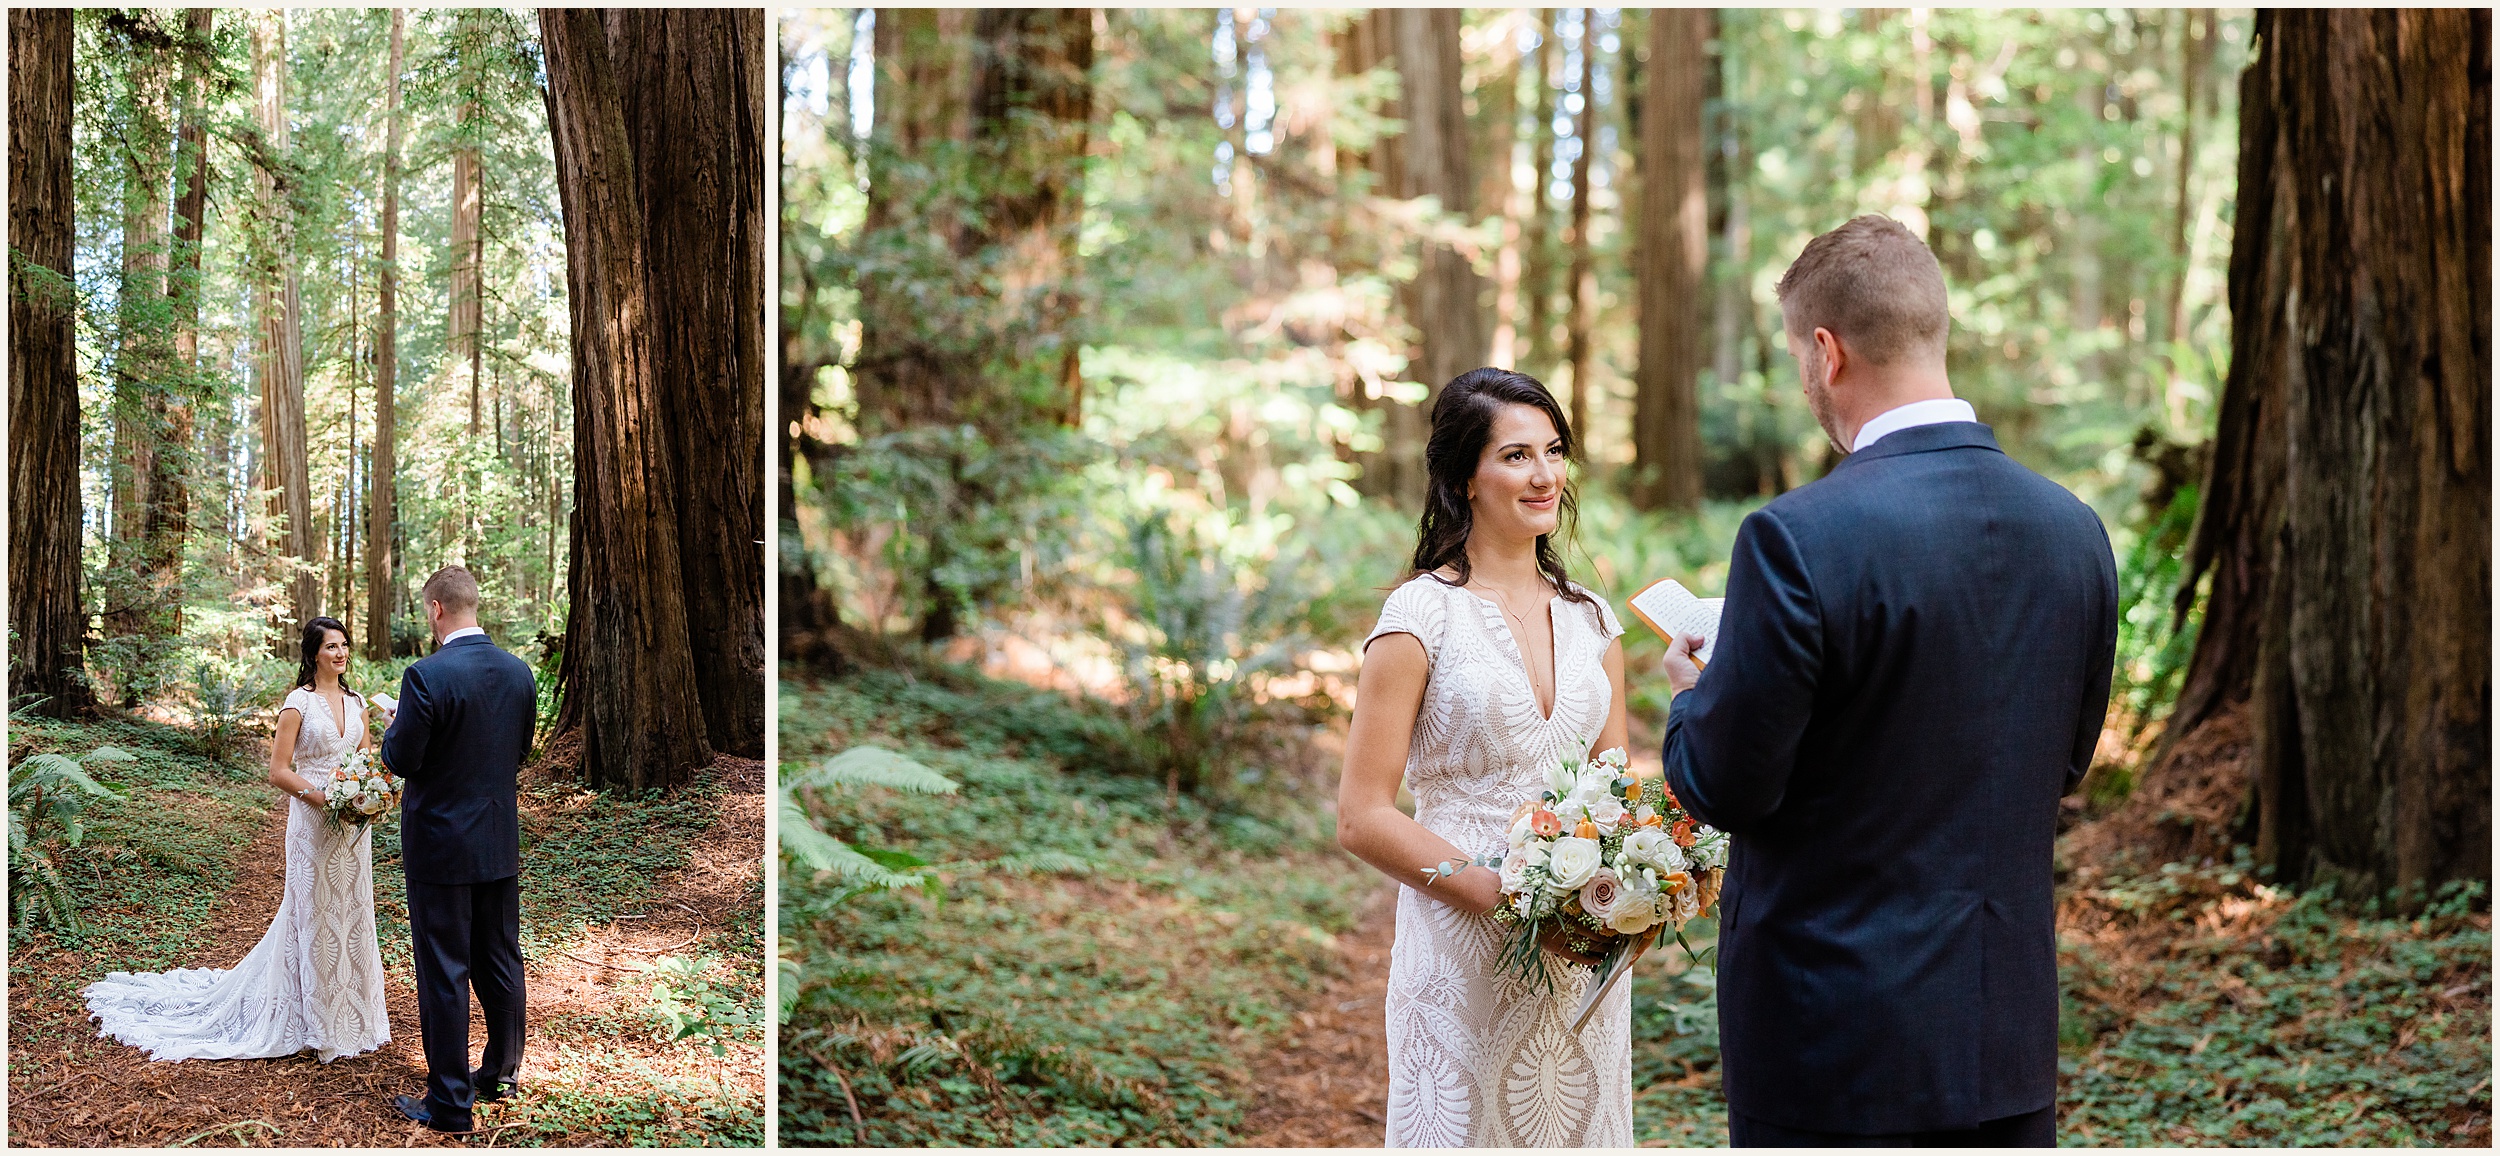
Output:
[797, 746, 959, 796]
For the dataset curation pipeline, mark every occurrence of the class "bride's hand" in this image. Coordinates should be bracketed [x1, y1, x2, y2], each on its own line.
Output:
[301, 788, 328, 809]
[1538, 922, 1605, 968]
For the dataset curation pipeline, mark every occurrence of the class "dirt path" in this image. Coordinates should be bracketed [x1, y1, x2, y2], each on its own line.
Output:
[7, 755, 765, 1148]
[1238, 884, 1398, 1147]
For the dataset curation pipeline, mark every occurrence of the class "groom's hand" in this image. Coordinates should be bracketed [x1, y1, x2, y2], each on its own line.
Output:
[1662, 633, 1708, 695]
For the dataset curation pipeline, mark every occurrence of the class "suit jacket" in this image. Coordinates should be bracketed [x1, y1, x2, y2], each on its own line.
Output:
[382, 633, 537, 885]
[1662, 422, 2118, 1134]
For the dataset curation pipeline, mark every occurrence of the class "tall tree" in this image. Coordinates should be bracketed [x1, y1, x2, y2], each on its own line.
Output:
[2165, 9, 2489, 904]
[251, 11, 317, 646]
[157, 7, 215, 639]
[448, 17, 485, 439]
[368, 9, 404, 662]
[1561, 8, 1597, 444]
[105, 12, 179, 656]
[608, 8, 768, 758]
[853, 7, 1094, 643]
[1520, 9, 1558, 378]
[10, 9, 93, 717]
[1631, 6, 1707, 510]
[1391, 7, 1485, 493]
[540, 7, 714, 790]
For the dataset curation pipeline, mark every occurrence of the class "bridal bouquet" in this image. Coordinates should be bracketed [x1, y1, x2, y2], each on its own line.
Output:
[323, 749, 403, 828]
[1484, 747, 1727, 1010]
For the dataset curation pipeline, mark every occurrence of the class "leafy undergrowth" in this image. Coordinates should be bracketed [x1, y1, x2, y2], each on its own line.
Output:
[778, 665, 1375, 1146]
[1623, 860, 2492, 1147]
[6, 712, 270, 1036]
[2057, 858, 2490, 1147]
[6, 710, 763, 1148]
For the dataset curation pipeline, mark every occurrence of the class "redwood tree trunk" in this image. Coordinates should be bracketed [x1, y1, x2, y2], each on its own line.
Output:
[252, 13, 317, 648]
[157, 7, 213, 640]
[108, 16, 176, 655]
[541, 7, 714, 790]
[9, 9, 93, 717]
[368, 9, 403, 662]
[1631, 6, 1708, 510]
[607, 8, 767, 758]
[1562, 8, 1596, 448]
[2168, 9, 2489, 904]
[1391, 7, 1485, 496]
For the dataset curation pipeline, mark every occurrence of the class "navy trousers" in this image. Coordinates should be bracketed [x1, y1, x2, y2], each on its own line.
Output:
[406, 874, 526, 1127]
[1731, 1105, 2057, 1148]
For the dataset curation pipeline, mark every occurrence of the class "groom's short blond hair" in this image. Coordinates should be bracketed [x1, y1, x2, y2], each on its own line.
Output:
[1775, 215, 1950, 368]
[421, 566, 480, 615]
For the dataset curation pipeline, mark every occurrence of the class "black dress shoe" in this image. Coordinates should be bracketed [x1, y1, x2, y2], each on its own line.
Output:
[393, 1094, 471, 1133]
[471, 1070, 517, 1103]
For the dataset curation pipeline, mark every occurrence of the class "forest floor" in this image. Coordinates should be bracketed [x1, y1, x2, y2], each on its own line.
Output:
[6, 710, 765, 1148]
[781, 660, 2490, 1148]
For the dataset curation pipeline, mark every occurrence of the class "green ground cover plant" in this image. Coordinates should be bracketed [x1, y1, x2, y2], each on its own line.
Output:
[779, 667, 1374, 1146]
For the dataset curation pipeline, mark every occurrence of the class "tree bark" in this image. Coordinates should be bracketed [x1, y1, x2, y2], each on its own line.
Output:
[449, 11, 485, 440]
[368, 9, 403, 662]
[1631, 6, 1708, 510]
[541, 7, 714, 790]
[1521, 9, 1558, 378]
[2167, 9, 2489, 903]
[252, 12, 317, 648]
[10, 9, 93, 717]
[606, 8, 767, 758]
[106, 13, 178, 657]
[1391, 7, 1485, 494]
[1562, 9, 1597, 449]
[158, 7, 213, 640]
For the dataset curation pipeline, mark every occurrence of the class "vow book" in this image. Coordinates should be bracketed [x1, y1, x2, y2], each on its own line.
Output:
[1625, 578, 1721, 664]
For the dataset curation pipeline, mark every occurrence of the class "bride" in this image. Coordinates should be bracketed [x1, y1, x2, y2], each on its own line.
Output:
[83, 616, 392, 1062]
[1337, 367, 1635, 1147]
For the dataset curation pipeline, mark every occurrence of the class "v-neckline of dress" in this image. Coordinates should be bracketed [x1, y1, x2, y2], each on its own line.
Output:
[1460, 585, 1564, 723]
[307, 686, 349, 745]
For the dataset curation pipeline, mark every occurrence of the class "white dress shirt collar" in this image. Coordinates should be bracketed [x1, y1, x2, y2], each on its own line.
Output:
[1850, 397, 1979, 453]
[441, 626, 486, 644]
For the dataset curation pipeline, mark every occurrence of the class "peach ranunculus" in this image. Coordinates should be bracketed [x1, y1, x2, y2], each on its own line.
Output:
[1531, 809, 1564, 838]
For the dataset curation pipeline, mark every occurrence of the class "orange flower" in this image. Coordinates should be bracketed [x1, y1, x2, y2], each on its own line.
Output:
[1531, 810, 1563, 838]
[1671, 819, 1696, 847]
[1641, 812, 1665, 828]
[1661, 870, 1693, 894]
[1573, 818, 1602, 840]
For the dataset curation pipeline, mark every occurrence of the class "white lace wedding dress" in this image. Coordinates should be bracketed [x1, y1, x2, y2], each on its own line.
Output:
[82, 686, 391, 1062]
[1367, 575, 1633, 1148]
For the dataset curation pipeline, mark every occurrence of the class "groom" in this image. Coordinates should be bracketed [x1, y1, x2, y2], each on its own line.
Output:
[1660, 216, 2118, 1146]
[380, 566, 536, 1132]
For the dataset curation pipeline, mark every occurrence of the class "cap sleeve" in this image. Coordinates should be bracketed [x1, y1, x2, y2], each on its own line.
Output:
[1577, 584, 1625, 641]
[279, 686, 312, 716]
[1364, 578, 1450, 666]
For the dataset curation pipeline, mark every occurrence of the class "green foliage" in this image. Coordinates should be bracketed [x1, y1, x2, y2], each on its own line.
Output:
[7, 743, 136, 934]
[2059, 865, 2491, 1146]
[645, 953, 763, 1058]
[780, 745, 958, 906]
[779, 670, 1373, 1146]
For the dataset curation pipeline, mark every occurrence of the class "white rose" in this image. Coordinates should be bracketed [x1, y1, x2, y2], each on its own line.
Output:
[1620, 828, 1674, 871]
[1588, 795, 1626, 829]
[1520, 842, 1549, 869]
[1546, 837, 1602, 890]
[1499, 854, 1529, 893]
[1606, 902, 1661, 936]
[1508, 813, 1535, 849]
[1578, 868, 1624, 921]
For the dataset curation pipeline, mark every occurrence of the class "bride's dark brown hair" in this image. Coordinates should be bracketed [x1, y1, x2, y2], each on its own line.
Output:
[1407, 367, 1595, 610]
[293, 616, 357, 695]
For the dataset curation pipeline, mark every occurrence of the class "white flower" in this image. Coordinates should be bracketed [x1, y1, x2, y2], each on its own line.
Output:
[1499, 854, 1529, 893]
[1588, 795, 1626, 829]
[1621, 828, 1682, 873]
[1514, 890, 1537, 920]
[1546, 760, 1577, 802]
[1689, 829, 1729, 870]
[1519, 842, 1549, 869]
[1592, 747, 1629, 772]
[1546, 836, 1602, 889]
[1579, 868, 1624, 921]
[1607, 902, 1661, 936]
[1508, 813, 1535, 849]
[1634, 804, 1657, 825]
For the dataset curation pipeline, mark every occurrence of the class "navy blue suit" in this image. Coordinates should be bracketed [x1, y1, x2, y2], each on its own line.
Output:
[382, 632, 537, 1129]
[1662, 422, 2117, 1141]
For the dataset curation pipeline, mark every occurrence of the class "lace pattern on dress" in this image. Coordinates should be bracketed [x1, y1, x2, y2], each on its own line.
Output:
[1370, 576, 1633, 1147]
[81, 687, 390, 1063]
